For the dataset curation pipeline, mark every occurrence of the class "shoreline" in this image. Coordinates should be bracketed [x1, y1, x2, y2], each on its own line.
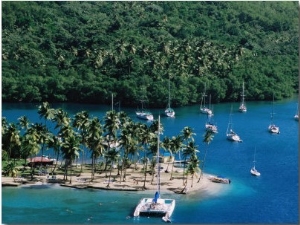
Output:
[2, 163, 228, 196]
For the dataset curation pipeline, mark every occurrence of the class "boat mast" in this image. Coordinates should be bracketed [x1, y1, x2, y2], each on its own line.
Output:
[226, 105, 233, 134]
[168, 77, 171, 109]
[241, 82, 245, 105]
[111, 93, 114, 111]
[200, 83, 207, 109]
[157, 115, 161, 196]
[253, 147, 256, 169]
[271, 94, 275, 123]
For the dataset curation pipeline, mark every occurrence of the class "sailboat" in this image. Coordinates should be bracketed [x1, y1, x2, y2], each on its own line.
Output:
[226, 106, 242, 142]
[136, 100, 154, 121]
[164, 78, 175, 117]
[239, 81, 247, 112]
[294, 103, 299, 121]
[205, 95, 217, 133]
[136, 87, 153, 121]
[133, 116, 176, 221]
[250, 148, 261, 176]
[268, 95, 280, 134]
[200, 84, 212, 115]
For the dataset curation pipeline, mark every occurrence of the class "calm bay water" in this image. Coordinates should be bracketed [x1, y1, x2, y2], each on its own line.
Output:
[2, 98, 299, 224]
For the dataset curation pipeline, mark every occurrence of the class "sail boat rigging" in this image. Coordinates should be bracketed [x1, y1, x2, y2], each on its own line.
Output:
[268, 95, 280, 134]
[200, 83, 212, 115]
[250, 147, 261, 176]
[239, 81, 247, 112]
[136, 87, 153, 121]
[294, 103, 299, 121]
[205, 95, 218, 133]
[165, 77, 175, 117]
[133, 115, 176, 221]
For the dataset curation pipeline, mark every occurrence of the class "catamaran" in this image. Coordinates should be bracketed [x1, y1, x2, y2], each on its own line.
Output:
[200, 84, 212, 115]
[165, 77, 175, 117]
[268, 95, 279, 134]
[133, 116, 176, 222]
[239, 81, 247, 112]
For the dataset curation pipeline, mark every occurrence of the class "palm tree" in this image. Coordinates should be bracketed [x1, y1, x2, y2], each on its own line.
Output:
[104, 110, 120, 145]
[38, 102, 55, 124]
[186, 153, 200, 188]
[18, 116, 30, 131]
[2, 123, 21, 163]
[31, 123, 49, 164]
[138, 123, 154, 190]
[119, 121, 136, 182]
[169, 135, 183, 180]
[162, 136, 172, 172]
[182, 141, 199, 190]
[180, 126, 195, 184]
[46, 133, 62, 174]
[73, 111, 90, 172]
[197, 130, 214, 183]
[103, 110, 120, 176]
[22, 125, 41, 180]
[2, 117, 8, 135]
[105, 148, 120, 187]
[86, 117, 104, 181]
[61, 132, 81, 183]
[53, 108, 70, 129]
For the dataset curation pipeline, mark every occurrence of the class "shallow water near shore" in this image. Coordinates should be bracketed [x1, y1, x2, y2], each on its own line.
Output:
[2, 98, 299, 224]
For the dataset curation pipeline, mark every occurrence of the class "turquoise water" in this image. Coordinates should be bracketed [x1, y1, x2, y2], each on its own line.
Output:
[2, 98, 299, 224]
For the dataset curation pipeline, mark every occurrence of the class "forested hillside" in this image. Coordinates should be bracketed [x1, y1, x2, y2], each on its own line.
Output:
[2, 1, 298, 107]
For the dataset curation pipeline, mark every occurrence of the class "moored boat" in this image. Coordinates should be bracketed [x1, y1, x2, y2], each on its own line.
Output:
[268, 95, 280, 134]
[250, 147, 261, 176]
[200, 84, 213, 116]
[239, 81, 247, 112]
[133, 116, 175, 221]
[208, 175, 231, 184]
[226, 106, 242, 142]
[164, 77, 175, 117]
[136, 110, 154, 121]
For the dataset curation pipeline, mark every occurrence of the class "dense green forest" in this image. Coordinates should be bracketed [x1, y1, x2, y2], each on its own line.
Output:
[2, 1, 298, 107]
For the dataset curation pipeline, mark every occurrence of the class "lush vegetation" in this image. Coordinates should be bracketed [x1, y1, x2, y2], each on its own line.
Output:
[2, 102, 214, 187]
[2, 1, 298, 107]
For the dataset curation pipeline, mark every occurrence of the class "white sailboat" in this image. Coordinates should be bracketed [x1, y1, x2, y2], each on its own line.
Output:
[133, 116, 176, 221]
[268, 95, 280, 134]
[205, 95, 217, 133]
[239, 81, 247, 112]
[136, 87, 153, 121]
[250, 148, 261, 176]
[200, 84, 212, 115]
[226, 106, 242, 142]
[165, 78, 175, 117]
[136, 101, 154, 121]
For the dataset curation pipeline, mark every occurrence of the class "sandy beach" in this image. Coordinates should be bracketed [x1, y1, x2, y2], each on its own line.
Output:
[2, 162, 227, 196]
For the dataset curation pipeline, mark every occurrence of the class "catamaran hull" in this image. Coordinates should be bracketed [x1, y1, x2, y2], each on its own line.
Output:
[133, 198, 175, 217]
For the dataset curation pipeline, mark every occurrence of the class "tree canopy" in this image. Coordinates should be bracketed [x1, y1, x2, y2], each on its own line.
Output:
[2, 1, 298, 107]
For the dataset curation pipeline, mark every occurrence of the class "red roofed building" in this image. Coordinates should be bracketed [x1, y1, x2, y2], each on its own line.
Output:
[27, 156, 55, 167]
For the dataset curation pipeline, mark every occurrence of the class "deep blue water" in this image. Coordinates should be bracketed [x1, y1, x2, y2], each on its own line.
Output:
[2, 98, 299, 224]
